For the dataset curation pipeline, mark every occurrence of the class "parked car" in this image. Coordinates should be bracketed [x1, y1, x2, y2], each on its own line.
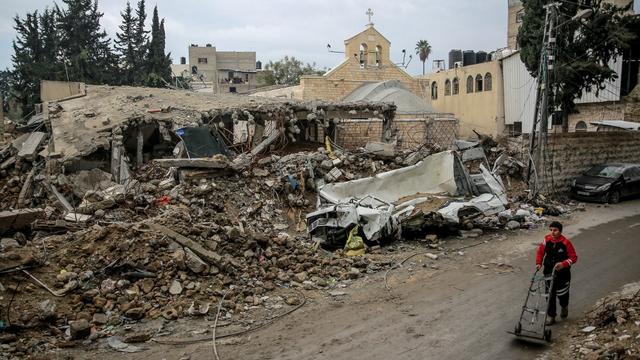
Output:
[570, 163, 640, 203]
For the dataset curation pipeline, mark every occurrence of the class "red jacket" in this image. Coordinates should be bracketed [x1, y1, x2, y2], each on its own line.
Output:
[536, 234, 578, 269]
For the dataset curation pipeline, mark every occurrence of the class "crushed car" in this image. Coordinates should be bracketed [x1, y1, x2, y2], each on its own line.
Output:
[306, 148, 510, 247]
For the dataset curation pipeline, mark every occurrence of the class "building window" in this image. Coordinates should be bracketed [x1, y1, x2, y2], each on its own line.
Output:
[452, 77, 459, 95]
[475, 74, 483, 92]
[376, 45, 382, 67]
[198, 58, 208, 64]
[445, 79, 451, 96]
[484, 73, 492, 91]
[575, 121, 588, 132]
[431, 82, 438, 100]
[359, 43, 368, 68]
[466, 76, 474, 93]
[516, 10, 525, 23]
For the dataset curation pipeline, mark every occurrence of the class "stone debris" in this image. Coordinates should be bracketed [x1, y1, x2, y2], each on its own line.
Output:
[0, 85, 578, 358]
[548, 283, 640, 359]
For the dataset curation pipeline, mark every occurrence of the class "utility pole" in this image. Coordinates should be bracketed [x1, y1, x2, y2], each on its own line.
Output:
[527, 2, 559, 194]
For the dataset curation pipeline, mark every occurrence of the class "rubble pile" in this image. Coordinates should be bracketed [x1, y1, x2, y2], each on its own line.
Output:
[552, 283, 640, 359]
[0, 138, 420, 356]
[0, 84, 579, 357]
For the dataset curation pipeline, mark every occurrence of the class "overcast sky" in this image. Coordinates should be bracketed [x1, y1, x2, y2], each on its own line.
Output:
[1, 0, 638, 76]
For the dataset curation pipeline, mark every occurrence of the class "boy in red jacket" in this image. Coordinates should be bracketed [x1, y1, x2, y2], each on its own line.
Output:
[536, 221, 578, 326]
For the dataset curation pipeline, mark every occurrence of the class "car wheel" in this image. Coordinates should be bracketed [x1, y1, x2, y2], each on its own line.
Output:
[607, 190, 620, 204]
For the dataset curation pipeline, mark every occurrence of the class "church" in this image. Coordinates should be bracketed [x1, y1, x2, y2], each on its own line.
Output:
[253, 13, 458, 150]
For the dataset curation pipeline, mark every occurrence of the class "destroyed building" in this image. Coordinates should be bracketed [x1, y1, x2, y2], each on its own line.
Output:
[0, 80, 571, 358]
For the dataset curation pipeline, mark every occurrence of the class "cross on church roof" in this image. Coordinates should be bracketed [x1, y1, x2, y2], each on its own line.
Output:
[366, 8, 374, 26]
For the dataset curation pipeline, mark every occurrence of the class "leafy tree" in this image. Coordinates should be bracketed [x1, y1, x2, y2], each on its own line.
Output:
[263, 56, 325, 85]
[517, 0, 638, 127]
[55, 0, 118, 84]
[39, 9, 62, 79]
[115, 1, 137, 85]
[415, 39, 432, 75]
[11, 11, 43, 117]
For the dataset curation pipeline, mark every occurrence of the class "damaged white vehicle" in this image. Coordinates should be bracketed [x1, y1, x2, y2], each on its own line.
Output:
[306, 149, 509, 247]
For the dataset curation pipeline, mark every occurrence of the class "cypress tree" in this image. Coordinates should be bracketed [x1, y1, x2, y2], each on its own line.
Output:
[145, 6, 171, 87]
[132, 0, 149, 84]
[115, 1, 137, 85]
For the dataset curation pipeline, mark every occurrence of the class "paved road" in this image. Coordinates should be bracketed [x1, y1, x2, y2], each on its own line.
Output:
[222, 202, 640, 360]
[442, 211, 640, 360]
[117, 201, 640, 360]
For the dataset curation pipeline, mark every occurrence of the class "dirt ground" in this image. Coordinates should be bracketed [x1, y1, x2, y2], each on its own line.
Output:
[46, 199, 640, 360]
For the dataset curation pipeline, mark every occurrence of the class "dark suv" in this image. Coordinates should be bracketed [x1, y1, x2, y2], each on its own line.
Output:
[570, 164, 640, 203]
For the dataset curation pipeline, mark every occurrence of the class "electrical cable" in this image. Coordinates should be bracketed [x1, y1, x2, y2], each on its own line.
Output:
[151, 289, 306, 346]
[211, 292, 227, 360]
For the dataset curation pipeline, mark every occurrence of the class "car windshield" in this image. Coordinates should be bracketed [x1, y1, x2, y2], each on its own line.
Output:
[585, 165, 624, 179]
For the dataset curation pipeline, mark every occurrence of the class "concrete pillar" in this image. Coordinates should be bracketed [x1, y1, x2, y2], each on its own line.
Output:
[136, 128, 144, 167]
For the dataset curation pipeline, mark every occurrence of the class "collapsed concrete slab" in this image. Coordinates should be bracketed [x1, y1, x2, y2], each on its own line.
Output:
[306, 150, 508, 246]
[17, 132, 46, 160]
[0, 208, 45, 234]
[153, 157, 229, 169]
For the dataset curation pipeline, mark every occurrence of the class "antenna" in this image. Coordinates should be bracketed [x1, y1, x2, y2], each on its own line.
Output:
[327, 43, 344, 54]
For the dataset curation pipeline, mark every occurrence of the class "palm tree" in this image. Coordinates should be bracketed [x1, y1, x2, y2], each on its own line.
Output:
[415, 40, 432, 75]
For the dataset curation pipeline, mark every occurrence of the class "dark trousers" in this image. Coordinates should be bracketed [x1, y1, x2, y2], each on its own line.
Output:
[545, 270, 571, 318]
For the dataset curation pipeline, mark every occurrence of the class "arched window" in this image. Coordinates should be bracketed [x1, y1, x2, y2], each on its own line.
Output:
[359, 43, 368, 68]
[452, 77, 460, 95]
[475, 74, 483, 92]
[575, 121, 588, 132]
[445, 79, 451, 96]
[431, 82, 438, 100]
[484, 73, 492, 91]
[375, 45, 382, 67]
[466, 76, 474, 93]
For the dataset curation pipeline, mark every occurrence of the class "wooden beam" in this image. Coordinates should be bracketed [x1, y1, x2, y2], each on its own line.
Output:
[152, 158, 229, 169]
[147, 223, 222, 266]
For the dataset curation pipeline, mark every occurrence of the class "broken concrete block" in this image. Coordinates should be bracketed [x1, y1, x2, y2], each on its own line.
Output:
[184, 248, 209, 274]
[324, 167, 343, 182]
[64, 213, 92, 222]
[148, 223, 222, 267]
[252, 168, 269, 177]
[0, 209, 45, 235]
[11, 133, 30, 153]
[426, 253, 439, 260]
[69, 319, 91, 340]
[153, 158, 229, 169]
[505, 220, 521, 230]
[365, 141, 396, 158]
[0, 238, 20, 251]
[0, 157, 16, 170]
[17, 132, 46, 160]
[169, 280, 183, 295]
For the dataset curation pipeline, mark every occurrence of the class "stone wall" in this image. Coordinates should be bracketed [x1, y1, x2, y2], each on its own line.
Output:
[299, 57, 426, 102]
[335, 119, 384, 149]
[539, 131, 640, 193]
[395, 119, 428, 150]
[40, 80, 85, 102]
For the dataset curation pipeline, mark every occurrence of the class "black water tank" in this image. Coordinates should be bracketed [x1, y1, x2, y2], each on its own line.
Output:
[463, 50, 476, 66]
[475, 51, 488, 64]
[256, 60, 262, 70]
[448, 49, 462, 69]
[180, 57, 186, 65]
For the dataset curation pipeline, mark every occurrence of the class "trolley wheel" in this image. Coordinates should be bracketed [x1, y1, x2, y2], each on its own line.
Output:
[514, 323, 522, 335]
[544, 329, 552, 342]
